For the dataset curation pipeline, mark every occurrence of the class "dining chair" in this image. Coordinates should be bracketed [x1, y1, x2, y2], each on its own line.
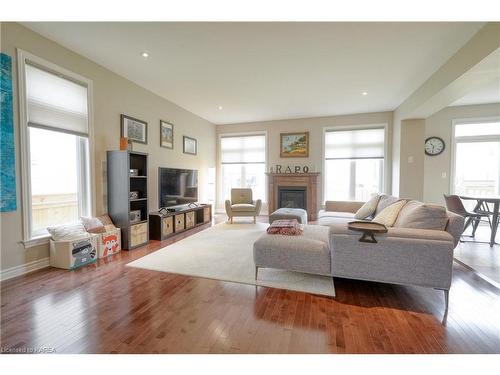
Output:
[443, 194, 491, 238]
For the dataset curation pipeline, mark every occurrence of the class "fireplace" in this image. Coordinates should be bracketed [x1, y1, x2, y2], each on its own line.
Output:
[278, 186, 307, 210]
[266, 172, 320, 221]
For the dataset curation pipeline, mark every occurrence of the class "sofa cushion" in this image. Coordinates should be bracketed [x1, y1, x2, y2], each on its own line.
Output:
[375, 194, 399, 215]
[253, 225, 331, 276]
[318, 210, 356, 219]
[318, 216, 354, 226]
[394, 201, 449, 231]
[325, 201, 365, 213]
[329, 223, 454, 242]
[354, 194, 381, 219]
[231, 203, 256, 212]
[372, 200, 406, 227]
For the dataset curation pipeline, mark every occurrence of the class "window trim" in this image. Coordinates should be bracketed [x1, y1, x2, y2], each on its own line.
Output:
[217, 131, 268, 210]
[450, 116, 500, 196]
[17, 49, 95, 248]
[322, 123, 389, 204]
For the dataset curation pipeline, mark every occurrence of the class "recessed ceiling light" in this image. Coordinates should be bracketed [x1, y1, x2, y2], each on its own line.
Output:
[362, 91, 368, 96]
[218, 106, 223, 110]
[141, 52, 149, 58]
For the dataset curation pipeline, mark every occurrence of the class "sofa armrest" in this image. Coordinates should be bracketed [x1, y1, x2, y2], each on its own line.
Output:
[225, 200, 232, 216]
[329, 225, 455, 289]
[324, 200, 365, 213]
[253, 199, 262, 215]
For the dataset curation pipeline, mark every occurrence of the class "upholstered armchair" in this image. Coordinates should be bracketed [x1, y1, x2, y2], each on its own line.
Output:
[225, 188, 262, 223]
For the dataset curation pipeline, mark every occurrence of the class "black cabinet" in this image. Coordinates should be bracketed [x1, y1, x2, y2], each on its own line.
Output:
[149, 204, 212, 241]
[107, 151, 149, 250]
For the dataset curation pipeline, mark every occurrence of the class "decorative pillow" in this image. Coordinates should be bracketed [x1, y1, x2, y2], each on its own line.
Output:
[394, 202, 449, 231]
[47, 223, 90, 241]
[374, 194, 399, 216]
[81, 217, 105, 233]
[97, 214, 115, 227]
[372, 200, 407, 227]
[354, 194, 381, 219]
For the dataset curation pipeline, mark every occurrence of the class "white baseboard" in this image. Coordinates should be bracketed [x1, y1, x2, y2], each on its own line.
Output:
[0, 257, 50, 281]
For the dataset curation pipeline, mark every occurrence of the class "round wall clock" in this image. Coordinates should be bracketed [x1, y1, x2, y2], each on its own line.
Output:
[424, 136, 445, 156]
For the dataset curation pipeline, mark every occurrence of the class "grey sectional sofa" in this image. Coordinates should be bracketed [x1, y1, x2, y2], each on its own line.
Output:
[254, 195, 464, 320]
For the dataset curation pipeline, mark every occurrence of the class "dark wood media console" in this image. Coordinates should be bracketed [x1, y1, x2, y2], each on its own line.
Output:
[149, 204, 212, 241]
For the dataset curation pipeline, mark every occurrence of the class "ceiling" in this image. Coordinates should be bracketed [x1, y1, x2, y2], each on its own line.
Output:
[451, 78, 500, 106]
[23, 22, 485, 124]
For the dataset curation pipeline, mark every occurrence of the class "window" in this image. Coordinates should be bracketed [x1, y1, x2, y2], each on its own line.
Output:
[324, 127, 385, 201]
[220, 134, 266, 202]
[19, 51, 93, 243]
[453, 120, 500, 198]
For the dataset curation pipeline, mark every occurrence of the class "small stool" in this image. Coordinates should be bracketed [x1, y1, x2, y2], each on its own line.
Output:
[269, 208, 308, 224]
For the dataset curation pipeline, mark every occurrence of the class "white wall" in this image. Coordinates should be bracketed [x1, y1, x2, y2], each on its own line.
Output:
[399, 119, 426, 200]
[216, 111, 393, 212]
[391, 23, 500, 199]
[423, 103, 500, 204]
[0, 23, 216, 272]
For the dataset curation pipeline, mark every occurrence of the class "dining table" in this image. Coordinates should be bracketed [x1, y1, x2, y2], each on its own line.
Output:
[459, 195, 500, 247]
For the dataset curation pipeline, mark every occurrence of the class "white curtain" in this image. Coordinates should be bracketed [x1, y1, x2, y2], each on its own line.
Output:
[26, 63, 89, 136]
[220, 135, 266, 163]
[325, 128, 385, 159]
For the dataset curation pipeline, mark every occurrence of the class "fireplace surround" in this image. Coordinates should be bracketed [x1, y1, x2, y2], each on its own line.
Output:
[266, 172, 320, 221]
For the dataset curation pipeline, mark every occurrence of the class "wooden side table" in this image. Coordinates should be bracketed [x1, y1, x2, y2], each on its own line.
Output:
[348, 221, 388, 243]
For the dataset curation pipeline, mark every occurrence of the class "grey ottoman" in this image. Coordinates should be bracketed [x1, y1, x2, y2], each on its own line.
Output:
[269, 208, 308, 224]
[253, 225, 334, 295]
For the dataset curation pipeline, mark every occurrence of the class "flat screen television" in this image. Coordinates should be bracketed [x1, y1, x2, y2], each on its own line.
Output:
[158, 167, 198, 208]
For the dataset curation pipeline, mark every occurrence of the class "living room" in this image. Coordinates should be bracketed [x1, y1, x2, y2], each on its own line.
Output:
[1, 0, 500, 371]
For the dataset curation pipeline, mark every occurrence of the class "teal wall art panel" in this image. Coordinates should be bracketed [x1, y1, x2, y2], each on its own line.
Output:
[0, 52, 17, 212]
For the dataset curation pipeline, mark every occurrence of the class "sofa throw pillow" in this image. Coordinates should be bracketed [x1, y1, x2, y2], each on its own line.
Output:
[47, 223, 90, 241]
[374, 194, 399, 216]
[372, 200, 406, 227]
[81, 216, 105, 233]
[354, 194, 381, 219]
[394, 202, 449, 231]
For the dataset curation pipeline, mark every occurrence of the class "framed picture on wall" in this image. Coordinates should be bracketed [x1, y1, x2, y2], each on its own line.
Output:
[160, 120, 174, 149]
[121, 114, 147, 144]
[183, 136, 197, 155]
[280, 131, 309, 158]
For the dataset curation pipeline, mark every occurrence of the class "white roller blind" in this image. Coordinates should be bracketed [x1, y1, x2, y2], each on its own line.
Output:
[221, 135, 266, 163]
[26, 64, 89, 136]
[325, 128, 385, 159]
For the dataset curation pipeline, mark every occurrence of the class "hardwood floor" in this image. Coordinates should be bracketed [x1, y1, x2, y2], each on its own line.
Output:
[454, 224, 500, 286]
[1, 215, 500, 354]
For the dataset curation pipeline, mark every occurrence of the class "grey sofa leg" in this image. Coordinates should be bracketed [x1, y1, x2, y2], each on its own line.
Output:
[443, 289, 449, 324]
[436, 288, 449, 324]
[255, 266, 259, 281]
[332, 277, 336, 298]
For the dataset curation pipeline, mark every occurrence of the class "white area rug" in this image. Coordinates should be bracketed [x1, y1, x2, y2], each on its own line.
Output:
[126, 222, 335, 296]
